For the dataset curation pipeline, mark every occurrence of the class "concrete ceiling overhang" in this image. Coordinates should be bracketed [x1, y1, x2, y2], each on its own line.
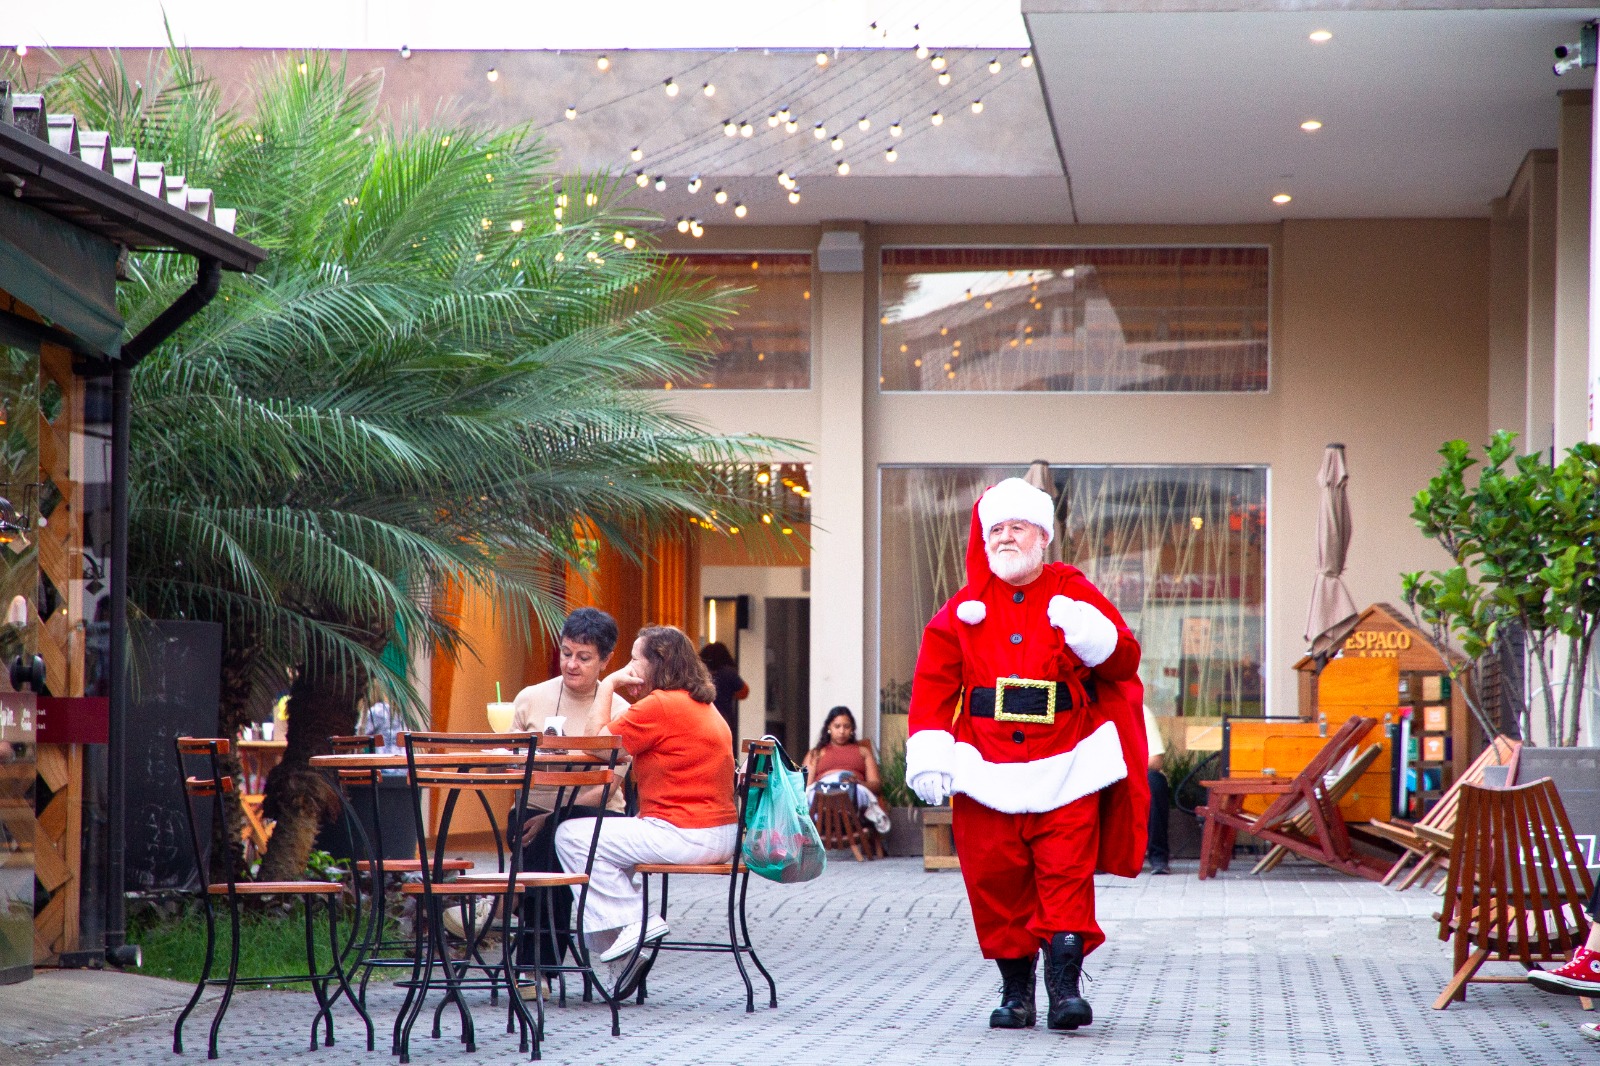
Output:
[1022, 3, 1597, 223]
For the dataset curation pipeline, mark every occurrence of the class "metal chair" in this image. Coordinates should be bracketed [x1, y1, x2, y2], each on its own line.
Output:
[627, 738, 778, 1013]
[171, 737, 373, 1059]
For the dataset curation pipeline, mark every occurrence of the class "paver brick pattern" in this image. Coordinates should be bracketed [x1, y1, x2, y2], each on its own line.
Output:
[20, 857, 1598, 1065]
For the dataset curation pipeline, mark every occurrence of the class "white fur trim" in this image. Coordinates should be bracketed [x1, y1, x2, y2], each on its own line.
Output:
[905, 728, 956, 780]
[978, 478, 1055, 544]
[955, 600, 987, 624]
[950, 720, 1127, 813]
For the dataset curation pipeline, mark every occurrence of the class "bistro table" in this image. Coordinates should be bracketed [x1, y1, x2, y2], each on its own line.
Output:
[238, 739, 287, 859]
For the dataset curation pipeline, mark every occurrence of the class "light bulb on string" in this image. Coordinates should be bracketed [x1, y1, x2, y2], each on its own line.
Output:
[630, 146, 643, 161]
[768, 113, 781, 127]
[690, 220, 704, 238]
[915, 44, 929, 59]
[930, 111, 943, 126]
[734, 203, 747, 218]
[564, 106, 578, 120]
[970, 100, 983, 114]
[857, 116, 870, 131]
[836, 160, 850, 175]
[816, 51, 829, 66]
[788, 189, 801, 204]
[884, 148, 898, 162]
[890, 121, 902, 137]
[937, 71, 951, 86]
[703, 82, 716, 97]
[930, 54, 946, 70]
[785, 119, 799, 133]
[635, 171, 649, 187]
[724, 121, 738, 137]
[714, 188, 728, 204]
[654, 176, 667, 191]
[778, 108, 791, 122]
[399, 45, 411, 59]
[740, 122, 754, 137]
[596, 55, 610, 71]
[777, 171, 793, 188]
[486, 68, 499, 82]
[1020, 52, 1033, 67]
[988, 57, 1001, 73]
[813, 124, 827, 139]
[830, 135, 844, 150]
[676, 218, 690, 233]
[664, 79, 679, 97]
[623, 236, 636, 249]
[687, 176, 702, 193]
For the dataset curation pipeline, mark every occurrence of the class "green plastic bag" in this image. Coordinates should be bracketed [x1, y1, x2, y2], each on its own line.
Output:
[742, 739, 826, 884]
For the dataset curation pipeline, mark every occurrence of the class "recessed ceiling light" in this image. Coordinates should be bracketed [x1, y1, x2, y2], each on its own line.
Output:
[1300, 119, 1323, 131]
[1309, 29, 1333, 43]
[1272, 193, 1293, 205]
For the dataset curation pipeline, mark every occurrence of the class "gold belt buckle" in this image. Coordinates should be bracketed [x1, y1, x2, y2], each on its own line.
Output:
[993, 677, 1056, 725]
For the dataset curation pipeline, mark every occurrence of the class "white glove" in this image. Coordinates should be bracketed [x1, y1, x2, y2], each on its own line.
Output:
[909, 770, 952, 806]
[1048, 595, 1118, 668]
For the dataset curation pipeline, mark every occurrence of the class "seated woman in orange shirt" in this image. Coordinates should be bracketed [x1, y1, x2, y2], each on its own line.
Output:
[802, 706, 892, 835]
[554, 625, 738, 967]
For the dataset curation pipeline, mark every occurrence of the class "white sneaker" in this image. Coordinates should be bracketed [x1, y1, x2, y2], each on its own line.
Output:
[1582, 1023, 1600, 1043]
[597, 917, 669, 963]
[440, 898, 497, 940]
[865, 803, 892, 834]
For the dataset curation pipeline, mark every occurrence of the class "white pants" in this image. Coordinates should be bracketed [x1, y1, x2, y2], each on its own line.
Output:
[554, 816, 738, 933]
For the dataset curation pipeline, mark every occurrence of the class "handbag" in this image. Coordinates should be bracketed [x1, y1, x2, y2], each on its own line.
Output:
[741, 738, 826, 884]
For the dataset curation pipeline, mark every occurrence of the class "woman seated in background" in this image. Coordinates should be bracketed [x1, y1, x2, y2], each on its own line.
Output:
[802, 706, 892, 835]
[554, 625, 739, 972]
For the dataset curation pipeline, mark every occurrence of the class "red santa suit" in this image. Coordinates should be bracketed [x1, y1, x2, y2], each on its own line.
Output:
[905, 481, 1149, 960]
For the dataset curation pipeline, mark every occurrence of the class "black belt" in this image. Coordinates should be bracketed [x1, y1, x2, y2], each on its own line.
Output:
[967, 678, 1096, 725]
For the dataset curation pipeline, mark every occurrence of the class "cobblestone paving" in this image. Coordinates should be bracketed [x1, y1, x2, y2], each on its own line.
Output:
[17, 857, 1599, 1065]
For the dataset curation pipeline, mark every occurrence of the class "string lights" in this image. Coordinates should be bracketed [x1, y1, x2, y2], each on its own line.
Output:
[703, 82, 716, 97]
[630, 146, 643, 161]
[486, 68, 498, 82]
[857, 116, 871, 131]
[830, 135, 845, 150]
[596, 55, 610, 71]
[714, 188, 728, 203]
[664, 79, 679, 96]
[734, 203, 748, 218]
[565, 106, 578, 120]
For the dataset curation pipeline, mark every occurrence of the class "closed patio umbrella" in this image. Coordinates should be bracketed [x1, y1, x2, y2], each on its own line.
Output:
[1023, 458, 1064, 562]
[1305, 443, 1359, 667]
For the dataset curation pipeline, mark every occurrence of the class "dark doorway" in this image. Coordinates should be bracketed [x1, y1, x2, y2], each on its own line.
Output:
[764, 598, 810, 756]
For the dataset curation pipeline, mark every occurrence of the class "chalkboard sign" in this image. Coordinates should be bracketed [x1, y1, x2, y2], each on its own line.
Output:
[124, 621, 222, 891]
[1515, 747, 1600, 874]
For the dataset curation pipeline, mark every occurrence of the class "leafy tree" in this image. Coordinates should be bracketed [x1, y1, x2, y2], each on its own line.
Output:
[46, 49, 801, 878]
[1405, 431, 1600, 746]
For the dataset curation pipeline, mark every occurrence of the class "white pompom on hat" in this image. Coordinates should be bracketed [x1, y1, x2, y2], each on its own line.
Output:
[977, 477, 1055, 544]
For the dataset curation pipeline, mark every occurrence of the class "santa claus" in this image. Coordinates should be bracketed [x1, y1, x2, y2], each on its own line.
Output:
[905, 476, 1148, 1032]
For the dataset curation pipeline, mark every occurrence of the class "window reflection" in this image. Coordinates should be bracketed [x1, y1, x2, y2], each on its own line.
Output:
[880, 247, 1269, 392]
[648, 253, 812, 390]
[879, 465, 1267, 720]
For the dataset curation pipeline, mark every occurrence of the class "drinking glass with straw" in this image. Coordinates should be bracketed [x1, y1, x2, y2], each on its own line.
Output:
[487, 681, 514, 733]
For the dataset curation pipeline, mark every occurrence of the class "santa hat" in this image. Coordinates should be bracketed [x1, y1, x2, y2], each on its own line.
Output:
[954, 478, 1056, 625]
[977, 478, 1055, 544]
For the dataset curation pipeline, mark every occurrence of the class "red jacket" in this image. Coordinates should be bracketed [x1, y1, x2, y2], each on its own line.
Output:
[905, 500, 1150, 877]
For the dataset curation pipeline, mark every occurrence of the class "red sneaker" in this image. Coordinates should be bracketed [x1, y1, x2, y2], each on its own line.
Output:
[1529, 947, 1600, 996]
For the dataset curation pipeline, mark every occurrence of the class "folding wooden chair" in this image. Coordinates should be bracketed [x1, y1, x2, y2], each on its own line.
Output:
[810, 788, 885, 861]
[1250, 741, 1383, 875]
[1433, 779, 1594, 1009]
[171, 737, 373, 1060]
[1367, 736, 1520, 892]
[1197, 716, 1388, 881]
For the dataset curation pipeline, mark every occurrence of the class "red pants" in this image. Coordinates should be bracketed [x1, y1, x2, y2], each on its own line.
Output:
[952, 792, 1103, 958]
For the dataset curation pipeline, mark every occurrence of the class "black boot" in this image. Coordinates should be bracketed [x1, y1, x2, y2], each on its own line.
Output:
[989, 955, 1037, 1029]
[1044, 932, 1092, 1031]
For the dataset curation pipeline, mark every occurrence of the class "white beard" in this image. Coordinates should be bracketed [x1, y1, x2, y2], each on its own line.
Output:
[987, 541, 1045, 583]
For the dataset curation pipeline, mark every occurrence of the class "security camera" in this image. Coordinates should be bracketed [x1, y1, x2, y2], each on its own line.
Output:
[1554, 21, 1598, 76]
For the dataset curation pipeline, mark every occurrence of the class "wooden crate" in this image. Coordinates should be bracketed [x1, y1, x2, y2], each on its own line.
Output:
[921, 807, 959, 871]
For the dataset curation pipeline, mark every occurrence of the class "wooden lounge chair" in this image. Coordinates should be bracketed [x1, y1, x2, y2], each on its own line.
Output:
[1197, 716, 1388, 881]
[1250, 741, 1383, 875]
[1367, 736, 1520, 892]
[810, 789, 884, 861]
[1433, 779, 1594, 1009]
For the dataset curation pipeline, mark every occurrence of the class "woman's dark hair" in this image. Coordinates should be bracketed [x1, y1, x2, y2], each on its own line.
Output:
[811, 706, 857, 754]
[560, 607, 619, 659]
[699, 642, 735, 671]
[637, 625, 716, 703]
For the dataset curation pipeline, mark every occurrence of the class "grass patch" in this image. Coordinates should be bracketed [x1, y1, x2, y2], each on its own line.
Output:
[131, 901, 399, 991]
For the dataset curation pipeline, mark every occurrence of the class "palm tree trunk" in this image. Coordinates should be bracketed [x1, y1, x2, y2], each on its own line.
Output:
[209, 625, 257, 882]
[257, 663, 362, 882]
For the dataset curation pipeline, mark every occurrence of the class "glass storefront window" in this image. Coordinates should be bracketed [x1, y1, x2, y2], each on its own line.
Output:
[880, 464, 1267, 721]
[648, 253, 812, 390]
[879, 247, 1269, 393]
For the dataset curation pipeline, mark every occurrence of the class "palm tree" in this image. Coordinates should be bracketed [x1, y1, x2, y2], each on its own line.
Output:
[47, 48, 801, 879]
